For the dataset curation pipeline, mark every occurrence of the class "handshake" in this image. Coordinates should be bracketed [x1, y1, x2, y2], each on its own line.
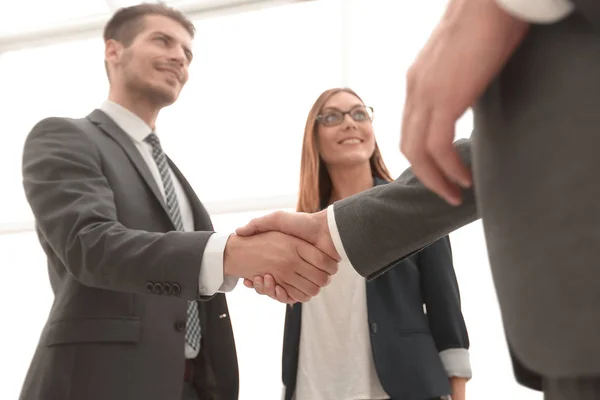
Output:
[223, 209, 341, 304]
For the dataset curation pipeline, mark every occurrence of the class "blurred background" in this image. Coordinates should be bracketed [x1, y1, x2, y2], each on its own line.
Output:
[0, 0, 541, 398]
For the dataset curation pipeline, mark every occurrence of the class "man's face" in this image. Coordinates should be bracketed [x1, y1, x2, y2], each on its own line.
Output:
[107, 14, 194, 107]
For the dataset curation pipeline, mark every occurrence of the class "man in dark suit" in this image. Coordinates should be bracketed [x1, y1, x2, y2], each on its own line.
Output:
[19, 4, 337, 400]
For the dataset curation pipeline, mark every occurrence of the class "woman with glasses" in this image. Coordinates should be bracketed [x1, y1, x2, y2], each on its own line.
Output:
[247, 88, 471, 400]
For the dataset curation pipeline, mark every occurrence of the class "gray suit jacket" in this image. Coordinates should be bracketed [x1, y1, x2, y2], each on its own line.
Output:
[335, 3, 600, 380]
[19, 110, 238, 400]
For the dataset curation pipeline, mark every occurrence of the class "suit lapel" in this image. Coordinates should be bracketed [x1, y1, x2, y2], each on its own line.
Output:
[87, 109, 171, 217]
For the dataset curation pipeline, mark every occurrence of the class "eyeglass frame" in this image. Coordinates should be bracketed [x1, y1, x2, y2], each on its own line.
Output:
[316, 105, 375, 127]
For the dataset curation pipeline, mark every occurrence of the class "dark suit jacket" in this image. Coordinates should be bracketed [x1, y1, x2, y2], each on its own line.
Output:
[281, 180, 469, 400]
[19, 109, 238, 400]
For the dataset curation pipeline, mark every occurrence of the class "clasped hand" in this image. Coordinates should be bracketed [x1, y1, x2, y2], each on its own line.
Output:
[229, 210, 340, 304]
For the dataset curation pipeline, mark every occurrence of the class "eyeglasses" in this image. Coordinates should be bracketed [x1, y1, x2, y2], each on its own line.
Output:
[316, 106, 374, 127]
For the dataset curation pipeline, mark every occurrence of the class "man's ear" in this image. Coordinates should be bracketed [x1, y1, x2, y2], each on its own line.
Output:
[104, 39, 123, 67]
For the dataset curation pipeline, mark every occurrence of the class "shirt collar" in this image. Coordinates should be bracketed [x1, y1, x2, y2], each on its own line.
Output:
[99, 100, 155, 143]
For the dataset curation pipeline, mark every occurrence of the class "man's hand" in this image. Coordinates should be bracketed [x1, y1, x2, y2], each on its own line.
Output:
[236, 210, 341, 303]
[400, 0, 529, 205]
[242, 274, 293, 304]
[223, 231, 337, 303]
[236, 210, 340, 261]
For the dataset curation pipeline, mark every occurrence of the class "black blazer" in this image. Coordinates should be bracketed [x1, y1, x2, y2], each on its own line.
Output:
[282, 178, 469, 400]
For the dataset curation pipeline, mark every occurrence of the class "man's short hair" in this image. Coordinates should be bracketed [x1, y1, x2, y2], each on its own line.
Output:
[103, 2, 195, 46]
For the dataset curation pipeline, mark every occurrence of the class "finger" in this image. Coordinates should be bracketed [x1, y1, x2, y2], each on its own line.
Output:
[262, 274, 277, 299]
[252, 276, 265, 295]
[243, 278, 253, 288]
[280, 268, 321, 301]
[411, 158, 463, 206]
[297, 243, 338, 283]
[400, 85, 431, 167]
[274, 285, 294, 304]
[280, 283, 311, 303]
[427, 110, 472, 189]
[402, 103, 462, 206]
[235, 212, 283, 236]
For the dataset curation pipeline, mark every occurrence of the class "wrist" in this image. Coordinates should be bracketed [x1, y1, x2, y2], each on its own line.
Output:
[317, 209, 340, 261]
[223, 234, 242, 278]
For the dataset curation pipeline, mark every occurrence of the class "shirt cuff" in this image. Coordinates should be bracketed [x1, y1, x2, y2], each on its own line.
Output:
[326, 205, 351, 263]
[495, 0, 574, 23]
[439, 348, 472, 380]
[198, 232, 239, 296]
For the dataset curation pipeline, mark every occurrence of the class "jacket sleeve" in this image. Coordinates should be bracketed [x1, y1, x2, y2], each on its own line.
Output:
[418, 236, 472, 379]
[333, 139, 478, 280]
[22, 117, 212, 300]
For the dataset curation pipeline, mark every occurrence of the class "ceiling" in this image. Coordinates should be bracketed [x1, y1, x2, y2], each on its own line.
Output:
[0, 0, 310, 52]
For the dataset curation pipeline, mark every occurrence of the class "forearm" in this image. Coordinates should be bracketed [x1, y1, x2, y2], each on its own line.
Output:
[23, 118, 209, 300]
[450, 377, 467, 400]
[333, 139, 478, 279]
[50, 219, 210, 300]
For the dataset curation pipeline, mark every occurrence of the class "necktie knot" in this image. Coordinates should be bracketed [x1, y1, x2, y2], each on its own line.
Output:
[145, 132, 161, 149]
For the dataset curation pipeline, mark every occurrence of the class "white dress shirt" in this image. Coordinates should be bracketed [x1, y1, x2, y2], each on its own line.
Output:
[100, 100, 238, 358]
[495, 0, 574, 23]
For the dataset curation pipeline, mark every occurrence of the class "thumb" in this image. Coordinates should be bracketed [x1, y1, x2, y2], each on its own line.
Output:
[235, 212, 283, 237]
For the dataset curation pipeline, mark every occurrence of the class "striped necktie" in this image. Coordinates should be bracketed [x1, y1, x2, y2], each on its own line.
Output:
[145, 132, 201, 352]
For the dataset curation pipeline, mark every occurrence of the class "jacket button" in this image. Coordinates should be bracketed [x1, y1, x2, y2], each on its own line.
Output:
[145, 282, 154, 292]
[172, 283, 182, 295]
[174, 321, 186, 332]
[163, 283, 172, 295]
[153, 283, 164, 294]
[371, 322, 378, 334]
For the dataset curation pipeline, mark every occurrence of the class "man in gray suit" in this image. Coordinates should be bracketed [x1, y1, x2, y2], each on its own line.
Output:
[238, 1, 600, 398]
[19, 4, 337, 400]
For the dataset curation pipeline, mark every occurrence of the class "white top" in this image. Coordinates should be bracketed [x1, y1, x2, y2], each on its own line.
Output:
[294, 257, 389, 400]
[99, 100, 238, 358]
[495, 0, 574, 23]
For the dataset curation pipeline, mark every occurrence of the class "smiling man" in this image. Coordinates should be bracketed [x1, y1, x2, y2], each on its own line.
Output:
[18, 4, 338, 400]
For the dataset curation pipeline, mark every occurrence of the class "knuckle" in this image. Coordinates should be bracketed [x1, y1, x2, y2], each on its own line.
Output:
[314, 271, 328, 287]
[406, 66, 417, 88]
[308, 286, 320, 298]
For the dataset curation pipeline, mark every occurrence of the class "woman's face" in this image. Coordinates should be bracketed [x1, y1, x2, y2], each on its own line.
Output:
[316, 91, 376, 168]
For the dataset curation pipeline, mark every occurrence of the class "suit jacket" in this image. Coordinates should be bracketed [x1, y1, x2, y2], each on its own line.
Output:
[282, 183, 470, 400]
[19, 110, 238, 400]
